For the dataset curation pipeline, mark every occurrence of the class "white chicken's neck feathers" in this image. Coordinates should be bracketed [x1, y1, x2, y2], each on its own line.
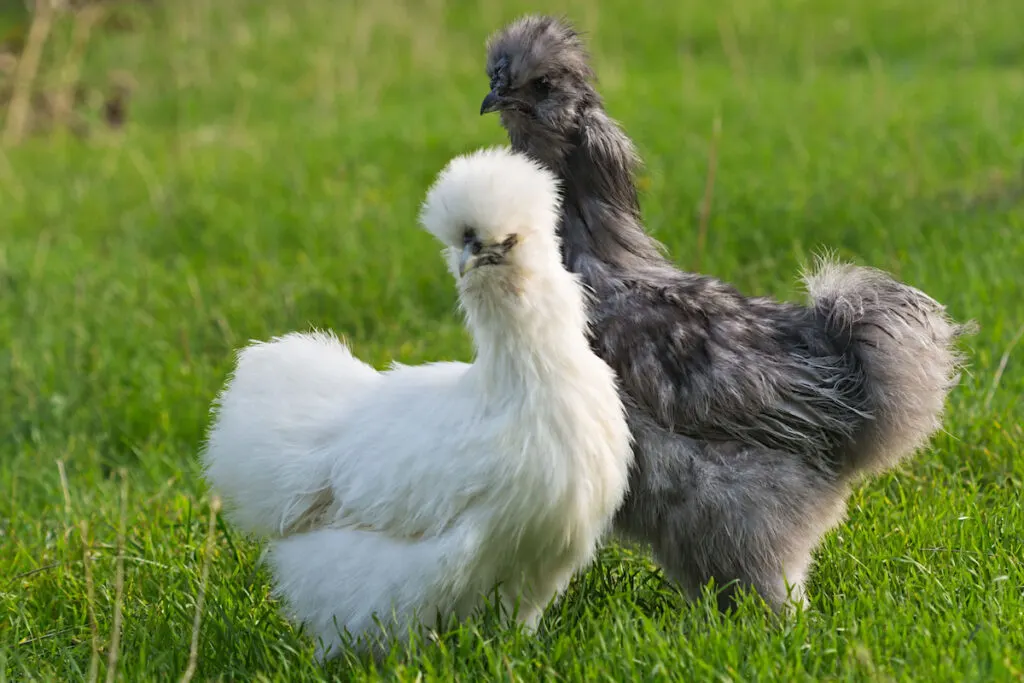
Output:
[454, 247, 624, 542]
[458, 255, 593, 398]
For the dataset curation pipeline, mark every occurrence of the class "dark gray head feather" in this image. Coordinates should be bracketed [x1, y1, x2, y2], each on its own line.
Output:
[485, 15, 594, 89]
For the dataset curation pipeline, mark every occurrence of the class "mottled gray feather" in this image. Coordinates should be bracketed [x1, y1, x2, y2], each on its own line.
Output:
[484, 15, 973, 609]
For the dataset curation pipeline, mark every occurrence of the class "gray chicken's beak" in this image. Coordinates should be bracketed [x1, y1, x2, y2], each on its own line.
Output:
[480, 90, 502, 115]
[458, 242, 479, 276]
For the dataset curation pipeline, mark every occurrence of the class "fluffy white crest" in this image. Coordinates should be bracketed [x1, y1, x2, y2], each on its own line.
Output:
[419, 147, 562, 250]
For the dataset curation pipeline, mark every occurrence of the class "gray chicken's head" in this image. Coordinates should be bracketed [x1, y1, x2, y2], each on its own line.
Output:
[481, 16, 597, 143]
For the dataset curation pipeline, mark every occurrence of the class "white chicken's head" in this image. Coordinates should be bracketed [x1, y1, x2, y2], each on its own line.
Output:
[420, 147, 563, 281]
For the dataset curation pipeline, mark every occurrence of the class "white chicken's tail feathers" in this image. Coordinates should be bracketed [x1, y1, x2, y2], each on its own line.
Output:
[804, 257, 974, 476]
[202, 331, 380, 537]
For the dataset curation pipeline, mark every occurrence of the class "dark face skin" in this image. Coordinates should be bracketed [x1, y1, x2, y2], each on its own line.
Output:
[458, 227, 520, 277]
[480, 57, 553, 115]
[480, 57, 584, 135]
[479, 16, 596, 150]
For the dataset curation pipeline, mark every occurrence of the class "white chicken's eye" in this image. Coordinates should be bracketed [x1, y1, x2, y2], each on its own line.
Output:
[463, 228, 482, 254]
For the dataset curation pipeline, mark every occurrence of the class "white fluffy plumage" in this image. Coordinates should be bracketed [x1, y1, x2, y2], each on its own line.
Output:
[201, 147, 632, 658]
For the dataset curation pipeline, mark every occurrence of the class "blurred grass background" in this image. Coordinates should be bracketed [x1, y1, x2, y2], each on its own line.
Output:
[1, 0, 1022, 680]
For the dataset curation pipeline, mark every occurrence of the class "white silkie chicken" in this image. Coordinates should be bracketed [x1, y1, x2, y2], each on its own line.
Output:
[201, 147, 633, 658]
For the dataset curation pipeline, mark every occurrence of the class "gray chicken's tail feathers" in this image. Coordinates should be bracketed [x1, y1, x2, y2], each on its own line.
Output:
[803, 256, 975, 478]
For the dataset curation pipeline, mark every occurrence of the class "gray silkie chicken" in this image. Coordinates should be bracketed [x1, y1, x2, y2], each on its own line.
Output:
[480, 15, 973, 610]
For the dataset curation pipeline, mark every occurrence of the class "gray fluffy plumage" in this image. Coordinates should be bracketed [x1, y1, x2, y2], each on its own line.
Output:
[482, 15, 974, 610]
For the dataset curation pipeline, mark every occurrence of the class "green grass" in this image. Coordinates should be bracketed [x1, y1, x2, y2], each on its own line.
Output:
[2, 0, 1023, 679]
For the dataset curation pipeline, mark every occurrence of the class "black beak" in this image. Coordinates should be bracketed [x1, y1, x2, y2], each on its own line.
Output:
[480, 90, 502, 115]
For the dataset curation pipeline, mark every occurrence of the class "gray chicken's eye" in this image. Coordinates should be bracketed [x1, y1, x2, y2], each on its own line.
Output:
[531, 77, 552, 97]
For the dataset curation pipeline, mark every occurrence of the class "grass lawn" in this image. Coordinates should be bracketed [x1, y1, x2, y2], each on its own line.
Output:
[2, 0, 1022, 679]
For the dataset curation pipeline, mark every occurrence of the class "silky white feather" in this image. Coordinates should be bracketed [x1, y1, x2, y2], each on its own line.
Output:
[201, 147, 632, 659]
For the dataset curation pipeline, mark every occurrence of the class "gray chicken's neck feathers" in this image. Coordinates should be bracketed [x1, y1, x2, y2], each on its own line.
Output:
[504, 100, 672, 285]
